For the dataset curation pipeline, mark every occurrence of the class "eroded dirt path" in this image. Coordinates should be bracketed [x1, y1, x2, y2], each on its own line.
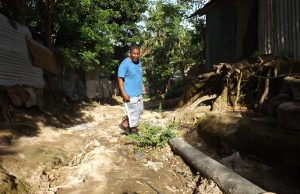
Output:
[0, 102, 222, 194]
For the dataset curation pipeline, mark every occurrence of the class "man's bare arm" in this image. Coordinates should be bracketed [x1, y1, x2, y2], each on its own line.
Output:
[117, 77, 130, 102]
[142, 84, 146, 95]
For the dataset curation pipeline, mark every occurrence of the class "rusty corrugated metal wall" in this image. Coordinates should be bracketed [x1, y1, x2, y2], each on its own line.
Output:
[205, 0, 255, 68]
[205, 1, 237, 69]
[0, 14, 45, 88]
[259, 0, 300, 61]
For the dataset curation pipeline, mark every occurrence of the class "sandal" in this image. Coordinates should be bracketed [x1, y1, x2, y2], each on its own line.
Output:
[130, 128, 139, 135]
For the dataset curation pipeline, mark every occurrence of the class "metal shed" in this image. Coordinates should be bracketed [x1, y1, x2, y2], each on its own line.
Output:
[259, 0, 300, 60]
[191, 0, 300, 68]
[0, 13, 45, 88]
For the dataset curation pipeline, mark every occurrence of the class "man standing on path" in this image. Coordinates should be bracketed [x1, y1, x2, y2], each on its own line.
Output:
[117, 44, 144, 134]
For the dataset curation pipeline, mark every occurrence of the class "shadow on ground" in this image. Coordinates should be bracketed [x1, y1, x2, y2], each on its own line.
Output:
[143, 97, 181, 111]
[0, 99, 97, 149]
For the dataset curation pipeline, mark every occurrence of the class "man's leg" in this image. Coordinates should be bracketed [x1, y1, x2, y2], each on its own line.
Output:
[121, 116, 138, 134]
[122, 115, 129, 129]
[128, 98, 143, 134]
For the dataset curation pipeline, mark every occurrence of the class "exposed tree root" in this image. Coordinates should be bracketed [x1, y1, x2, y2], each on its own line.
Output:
[180, 57, 300, 112]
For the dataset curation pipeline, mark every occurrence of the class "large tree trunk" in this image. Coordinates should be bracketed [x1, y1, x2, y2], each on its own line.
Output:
[44, 0, 53, 46]
[212, 85, 229, 111]
[16, 0, 27, 24]
[37, 0, 58, 46]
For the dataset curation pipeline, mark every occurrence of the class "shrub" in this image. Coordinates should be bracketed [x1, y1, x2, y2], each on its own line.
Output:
[165, 79, 185, 99]
[126, 122, 177, 148]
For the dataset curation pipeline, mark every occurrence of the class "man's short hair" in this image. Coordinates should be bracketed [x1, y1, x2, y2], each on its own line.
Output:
[130, 44, 141, 53]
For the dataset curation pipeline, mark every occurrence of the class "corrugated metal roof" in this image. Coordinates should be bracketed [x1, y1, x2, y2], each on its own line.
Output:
[0, 13, 45, 88]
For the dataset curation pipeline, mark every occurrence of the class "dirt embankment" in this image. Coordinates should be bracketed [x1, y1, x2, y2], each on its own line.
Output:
[184, 112, 300, 194]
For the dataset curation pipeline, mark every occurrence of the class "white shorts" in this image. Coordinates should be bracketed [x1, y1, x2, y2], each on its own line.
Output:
[124, 96, 143, 128]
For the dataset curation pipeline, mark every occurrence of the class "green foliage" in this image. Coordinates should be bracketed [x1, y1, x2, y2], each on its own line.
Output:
[1, 0, 206, 81]
[141, 0, 206, 95]
[141, 2, 182, 93]
[189, 18, 206, 63]
[51, 0, 147, 73]
[126, 122, 177, 148]
[165, 79, 185, 99]
[0, 0, 147, 74]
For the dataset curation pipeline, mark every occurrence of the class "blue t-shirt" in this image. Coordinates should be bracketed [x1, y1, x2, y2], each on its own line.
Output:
[118, 58, 143, 97]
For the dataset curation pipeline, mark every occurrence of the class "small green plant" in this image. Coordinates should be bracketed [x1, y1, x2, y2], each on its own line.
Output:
[157, 102, 163, 113]
[126, 122, 177, 148]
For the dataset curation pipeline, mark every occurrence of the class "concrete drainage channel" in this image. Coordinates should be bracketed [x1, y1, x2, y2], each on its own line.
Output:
[169, 138, 275, 194]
